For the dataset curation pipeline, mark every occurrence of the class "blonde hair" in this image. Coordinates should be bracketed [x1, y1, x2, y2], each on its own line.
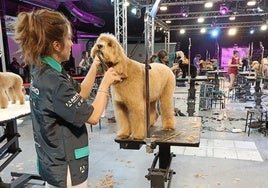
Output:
[177, 51, 185, 59]
[14, 9, 71, 66]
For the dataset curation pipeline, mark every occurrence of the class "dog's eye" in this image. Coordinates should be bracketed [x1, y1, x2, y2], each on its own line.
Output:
[108, 42, 112, 47]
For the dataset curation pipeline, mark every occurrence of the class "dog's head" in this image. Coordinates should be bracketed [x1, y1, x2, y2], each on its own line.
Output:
[251, 61, 259, 70]
[91, 33, 128, 77]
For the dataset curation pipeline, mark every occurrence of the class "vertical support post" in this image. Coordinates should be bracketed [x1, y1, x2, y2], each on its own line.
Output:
[114, 0, 128, 54]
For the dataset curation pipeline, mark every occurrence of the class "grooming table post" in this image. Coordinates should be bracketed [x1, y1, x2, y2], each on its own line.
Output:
[177, 76, 208, 116]
[115, 117, 201, 188]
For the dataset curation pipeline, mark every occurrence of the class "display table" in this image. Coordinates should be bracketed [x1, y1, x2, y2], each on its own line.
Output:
[115, 116, 201, 188]
[0, 101, 43, 187]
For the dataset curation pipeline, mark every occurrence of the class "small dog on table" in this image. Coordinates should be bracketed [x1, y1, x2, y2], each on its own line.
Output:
[0, 72, 25, 108]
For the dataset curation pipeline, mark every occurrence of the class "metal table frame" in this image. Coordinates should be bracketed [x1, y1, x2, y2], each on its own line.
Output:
[115, 117, 201, 188]
[0, 102, 43, 187]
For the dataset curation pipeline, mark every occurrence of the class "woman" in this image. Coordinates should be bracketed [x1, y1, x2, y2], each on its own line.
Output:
[14, 9, 122, 187]
[154, 49, 180, 71]
[227, 50, 242, 90]
[78, 51, 91, 76]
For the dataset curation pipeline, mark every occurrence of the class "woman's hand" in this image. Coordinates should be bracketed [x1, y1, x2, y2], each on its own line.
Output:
[92, 56, 101, 67]
[100, 67, 123, 88]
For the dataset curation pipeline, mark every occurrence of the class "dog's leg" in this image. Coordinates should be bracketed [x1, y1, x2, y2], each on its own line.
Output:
[0, 89, 8, 108]
[15, 86, 25, 105]
[13, 77, 25, 105]
[114, 102, 131, 138]
[159, 81, 176, 130]
[7, 87, 16, 104]
[129, 105, 146, 139]
[150, 101, 159, 126]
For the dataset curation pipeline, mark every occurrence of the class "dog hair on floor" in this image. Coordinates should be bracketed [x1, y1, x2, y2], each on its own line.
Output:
[91, 33, 176, 139]
[0, 72, 25, 108]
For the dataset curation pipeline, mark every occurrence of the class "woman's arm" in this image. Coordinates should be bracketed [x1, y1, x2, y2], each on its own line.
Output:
[78, 58, 85, 69]
[86, 68, 122, 124]
[79, 58, 100, 99]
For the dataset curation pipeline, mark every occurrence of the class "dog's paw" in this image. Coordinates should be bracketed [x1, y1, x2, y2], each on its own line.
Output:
[162, 123, 175, 130]
[131, 134, 145, 140]
[117, 132, 131, 139]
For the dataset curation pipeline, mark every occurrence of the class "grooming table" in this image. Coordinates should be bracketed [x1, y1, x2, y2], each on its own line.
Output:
[0, 101, 43, 187]
[115, 116, 201, 188]
[176, 76, 208, 116]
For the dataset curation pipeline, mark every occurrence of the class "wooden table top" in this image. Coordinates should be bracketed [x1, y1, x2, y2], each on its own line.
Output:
[115, 116, 201, 147]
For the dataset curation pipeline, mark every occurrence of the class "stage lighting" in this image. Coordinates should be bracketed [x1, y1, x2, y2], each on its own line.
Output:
[219, 4, 229, 15]
[200, 28, 206, 33]
[247, 1, 257, 6]
[228, 28, 237, 36]
[260, 24, 267, 31]
[197, 17, 204, 23]
[165, 20, 171, 24]
[249, 28, 255, 34]
[229, 15, 236, 21]
[210, 28, 220, 38]
[131, 7, 141, 18]
[204, 2, 213, 8]
[180, 29, 186, 34]
[179, 6, 189, 18]
[160, 6, 167, 11]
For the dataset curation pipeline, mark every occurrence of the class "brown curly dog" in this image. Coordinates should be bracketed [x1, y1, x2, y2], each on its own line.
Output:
[91, 33, 176, 139]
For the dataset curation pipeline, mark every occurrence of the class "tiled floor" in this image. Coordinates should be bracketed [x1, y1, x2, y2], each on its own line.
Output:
[171, 138, 263, 161]
[2, 79, 268, 188]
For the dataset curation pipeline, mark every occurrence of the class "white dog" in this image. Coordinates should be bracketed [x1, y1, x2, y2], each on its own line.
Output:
[91, 33, 176, 139]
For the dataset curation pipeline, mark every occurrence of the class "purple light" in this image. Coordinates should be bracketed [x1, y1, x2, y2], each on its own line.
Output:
[220, 5, 229, 15]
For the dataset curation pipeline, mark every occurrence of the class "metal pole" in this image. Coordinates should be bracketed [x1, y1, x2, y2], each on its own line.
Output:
[188, 38, 191, 82]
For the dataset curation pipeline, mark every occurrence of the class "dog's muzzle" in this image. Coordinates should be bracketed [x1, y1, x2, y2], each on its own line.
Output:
[96, 49, 113, 71]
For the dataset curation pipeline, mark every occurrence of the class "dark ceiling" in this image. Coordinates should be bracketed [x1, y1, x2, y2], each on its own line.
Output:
[2, 0, 268, 47]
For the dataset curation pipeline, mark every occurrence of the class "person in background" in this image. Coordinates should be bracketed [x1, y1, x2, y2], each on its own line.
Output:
[192, 54, 202, 76]
[242, 57, 249, 72]
[211, 57, 219, 71]
[78, 51, 92, 76]
[261, 58, 268, 89]
[154, 49, 180, 72]
[154, 49, 186, 116]
[10, 57, 21, 75]
[14, 9, 122, 188]
[21, 62, 30, 83]
[149, 53, 157, 63]
[227, 50, 242, 90]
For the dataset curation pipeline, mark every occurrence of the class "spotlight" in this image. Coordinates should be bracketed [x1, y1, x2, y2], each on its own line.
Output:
[165, 20, 171, 24]
[229, 15, 236, 21]
[249, 28, 255, 34]
[180, 29, 186, 34]
[210, 28, 220, 38]
[247, 1, 257, 6]
[260, 24, 267, 31]
[200, 28, 206, 33]
[204, 2, 213, 8]
[181, 11, 189, 17]
[197, 17, 204, 23]
[179, 6, 189, 18]
[219, 4, 229, 15]
[160, 6, 167, 11]
[131, 7, 141, 18]
[228, 28, 237, 36]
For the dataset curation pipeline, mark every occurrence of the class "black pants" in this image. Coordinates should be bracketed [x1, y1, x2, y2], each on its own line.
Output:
[179, 64, 197, 78]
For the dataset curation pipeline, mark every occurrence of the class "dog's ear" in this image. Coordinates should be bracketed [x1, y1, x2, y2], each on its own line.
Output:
[90, 43, 97, 58]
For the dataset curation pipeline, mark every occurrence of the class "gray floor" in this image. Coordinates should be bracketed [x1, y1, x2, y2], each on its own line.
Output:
[2, 80, 268, 188]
